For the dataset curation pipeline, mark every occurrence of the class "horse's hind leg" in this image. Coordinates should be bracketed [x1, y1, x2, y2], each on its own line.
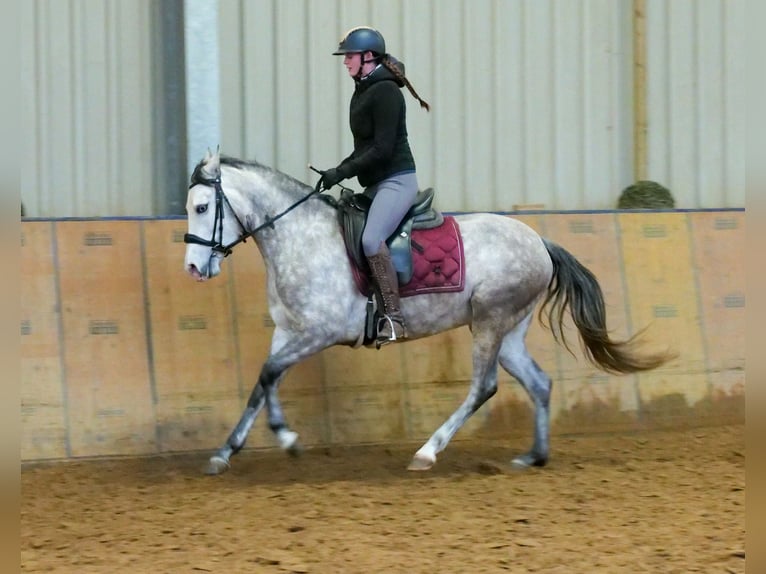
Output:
[498, 313, 552, 468]
[408, 327, 502, 471]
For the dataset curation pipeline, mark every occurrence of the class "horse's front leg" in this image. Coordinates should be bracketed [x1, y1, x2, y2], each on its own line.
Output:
[263, 374, 303, 456]
[205, 329, 328, 475]
[205, 369, 272, 475]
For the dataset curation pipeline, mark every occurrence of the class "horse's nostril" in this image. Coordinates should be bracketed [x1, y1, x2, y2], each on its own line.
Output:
[188, 263, 204, 280]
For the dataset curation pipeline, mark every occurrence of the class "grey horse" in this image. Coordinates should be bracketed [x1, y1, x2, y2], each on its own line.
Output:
[183, 149, 673, 475]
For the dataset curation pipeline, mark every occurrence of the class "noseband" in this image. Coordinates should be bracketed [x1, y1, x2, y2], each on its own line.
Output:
[183, 175, 323, 257]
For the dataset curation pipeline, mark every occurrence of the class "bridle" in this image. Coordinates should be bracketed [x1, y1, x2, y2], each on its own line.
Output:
[183, 175, 324, 257]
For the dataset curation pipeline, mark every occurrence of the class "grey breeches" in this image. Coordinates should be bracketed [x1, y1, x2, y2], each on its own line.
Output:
[362, 172, 419, 257]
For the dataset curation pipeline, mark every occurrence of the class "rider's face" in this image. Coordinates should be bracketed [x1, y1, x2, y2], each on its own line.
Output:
[344, 52, 363, 77]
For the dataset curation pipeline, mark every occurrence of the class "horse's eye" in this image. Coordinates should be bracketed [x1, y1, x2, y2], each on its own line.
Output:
[196, 204, 208, 214]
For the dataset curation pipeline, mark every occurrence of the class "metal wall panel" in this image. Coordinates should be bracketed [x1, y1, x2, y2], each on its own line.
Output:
[645, 0, 745, 207]
[21, 0, 154, 217]
[21, 0, 745, 216]
[218, 0, 638, 210]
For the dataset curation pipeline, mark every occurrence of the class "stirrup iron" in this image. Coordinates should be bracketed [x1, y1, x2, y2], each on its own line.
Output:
[378, 315, 400, 341]
[375, 315, 405, 349]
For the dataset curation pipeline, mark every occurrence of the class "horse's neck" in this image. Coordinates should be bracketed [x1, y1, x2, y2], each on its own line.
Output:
[255, 201, 338, 263]
[228, 167, 340, 269]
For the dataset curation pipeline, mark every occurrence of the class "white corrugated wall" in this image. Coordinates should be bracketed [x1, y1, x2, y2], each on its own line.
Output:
[218, 0, 638, 211]
[21, 0, 154, 217]
[21, 0, 745, 216]
[644, 0, 745, 207]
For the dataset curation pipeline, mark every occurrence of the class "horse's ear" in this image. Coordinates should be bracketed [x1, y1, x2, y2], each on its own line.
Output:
[201, 146, 221, 179]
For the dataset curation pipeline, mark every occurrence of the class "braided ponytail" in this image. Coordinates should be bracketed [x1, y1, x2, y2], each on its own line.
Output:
[381, 55, 431, 112]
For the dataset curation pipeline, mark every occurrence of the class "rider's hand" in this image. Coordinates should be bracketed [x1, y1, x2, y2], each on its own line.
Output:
[320, 167, 345, 190]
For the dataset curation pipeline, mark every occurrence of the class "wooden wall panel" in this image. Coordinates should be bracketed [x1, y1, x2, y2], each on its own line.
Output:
[542, 213, 641, 434]
[326, 385, 406, 445]
[55, 221, 155, 457]
[20, 211, 745, 461]
[322, 345, 403, 444]
[143, 220, 241, 453]
[618, 213, 707, 427]
[688, 211, 745, 421]
[21, 222, 68, 460]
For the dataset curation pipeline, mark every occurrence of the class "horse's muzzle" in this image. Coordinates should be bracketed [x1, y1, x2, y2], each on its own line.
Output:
[187, 264, 204, 281]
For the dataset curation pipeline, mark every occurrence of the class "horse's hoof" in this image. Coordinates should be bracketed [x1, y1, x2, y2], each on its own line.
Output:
[511, 453, 547, 470]
[287, 441, 304, 458]
[510, 457, 531, 471]
[205, 456, 230, 476]
[278, 431, 302, 457]
[407, 454, 436, 471]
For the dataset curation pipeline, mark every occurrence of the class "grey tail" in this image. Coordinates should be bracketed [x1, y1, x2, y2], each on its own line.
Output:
[538, 238, 676, 374]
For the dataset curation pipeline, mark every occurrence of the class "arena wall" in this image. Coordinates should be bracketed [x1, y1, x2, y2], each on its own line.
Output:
[20, 211, 745, 462]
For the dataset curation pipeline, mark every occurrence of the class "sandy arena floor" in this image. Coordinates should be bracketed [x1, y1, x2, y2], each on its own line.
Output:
[21, 424, 744, 573]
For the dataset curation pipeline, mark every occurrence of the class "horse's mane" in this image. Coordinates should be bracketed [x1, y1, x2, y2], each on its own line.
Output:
[190, 155, 313, 197]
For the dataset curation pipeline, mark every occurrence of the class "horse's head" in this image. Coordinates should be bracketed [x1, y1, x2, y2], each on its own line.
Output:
[183, 148, 241, 281]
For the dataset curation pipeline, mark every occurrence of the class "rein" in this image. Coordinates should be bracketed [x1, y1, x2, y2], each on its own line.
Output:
[183, 175, 326, 257]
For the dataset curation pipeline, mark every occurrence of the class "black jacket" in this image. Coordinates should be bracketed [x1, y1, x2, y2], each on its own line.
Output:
[336, 59, 416, 188]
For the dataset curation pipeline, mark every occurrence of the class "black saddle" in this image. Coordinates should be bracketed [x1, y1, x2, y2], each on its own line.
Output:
[331, 187, 444, 285]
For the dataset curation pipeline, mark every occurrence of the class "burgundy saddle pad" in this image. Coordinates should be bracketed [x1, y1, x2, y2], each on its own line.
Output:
[349, 216, 466, 298]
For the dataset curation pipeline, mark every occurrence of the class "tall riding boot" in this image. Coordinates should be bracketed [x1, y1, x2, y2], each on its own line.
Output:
[366, 243, 407, 346]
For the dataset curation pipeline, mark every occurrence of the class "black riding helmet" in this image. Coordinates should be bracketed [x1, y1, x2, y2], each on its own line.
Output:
[332, 26, 386, 56]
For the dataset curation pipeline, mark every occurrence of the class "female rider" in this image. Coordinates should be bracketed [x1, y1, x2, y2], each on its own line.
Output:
[320, 26, 430, 346]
